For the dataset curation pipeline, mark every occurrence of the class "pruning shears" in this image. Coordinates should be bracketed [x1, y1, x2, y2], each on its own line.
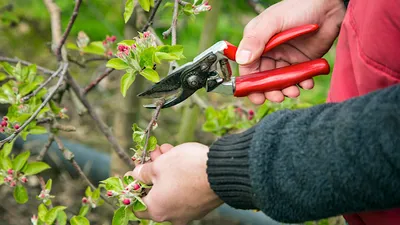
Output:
[137, 24, 330, 109]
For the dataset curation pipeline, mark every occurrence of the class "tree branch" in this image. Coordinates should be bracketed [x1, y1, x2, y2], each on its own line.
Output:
[36, 133, 55, 161]
[141, 99, 165, 164]
[0, 56, 54, 75]
[0, 63, 68, 148]
[56, 0, 83, 61]
[83, 68, 115, 95]
[141, 0, 164, 32]
[247, 0, 265, 14]
[21, 65, 64, 102]
[162, 0, 179, 40]
[66, 73, 135, 168]
[54, 136, 95, 190]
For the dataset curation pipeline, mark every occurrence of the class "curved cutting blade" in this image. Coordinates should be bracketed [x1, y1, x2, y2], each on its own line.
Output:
[142, 88, 196, 109]
[137, 68, 183, 98]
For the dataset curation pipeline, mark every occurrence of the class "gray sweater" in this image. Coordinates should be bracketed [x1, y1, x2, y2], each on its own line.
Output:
[207, 84, 400, 223]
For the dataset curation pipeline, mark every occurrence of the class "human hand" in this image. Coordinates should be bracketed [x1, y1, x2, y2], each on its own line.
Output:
[237, 0, 345, 104]
[125, 143, 223, 225]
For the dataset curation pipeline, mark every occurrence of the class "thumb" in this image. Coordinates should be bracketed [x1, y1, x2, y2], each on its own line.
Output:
[236, 12, 281, 65]
[131, 163, 155, 185]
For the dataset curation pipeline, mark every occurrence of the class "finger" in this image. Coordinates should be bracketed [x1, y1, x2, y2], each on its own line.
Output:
[159, 143, 174, 153]
[131, 163, 155, 185]
[265, 90, 285, 103]
[236, 12, 281, 65]
[248, 93, 266, 105]
[299, 79, 314, 90]
[282, 86, 300, 98]
[150, 149, 162, 161]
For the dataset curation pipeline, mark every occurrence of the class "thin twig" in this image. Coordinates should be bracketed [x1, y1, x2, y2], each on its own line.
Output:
[141, 99, 165, 164]
[178, 0, 190, 6]
[0, 63, 68, 148]
[56, 0, 83, 61]
[0, 56, 54, 75]
[53, 135, 115, 208]
[247, 0, 265, 14]
[141, 0, 164, 32]
[67, 55, 86, 68]
[21, 65, 63, 102]
[53, 136, 96, 190]
[162, 0, 179, 40]
[36, 133, 55, 161]
[83, 68, 115, 95]
[66, 72, 135, 168]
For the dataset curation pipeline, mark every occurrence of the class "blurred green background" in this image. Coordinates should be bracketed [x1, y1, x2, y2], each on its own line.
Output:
[0, 0, 339, 224]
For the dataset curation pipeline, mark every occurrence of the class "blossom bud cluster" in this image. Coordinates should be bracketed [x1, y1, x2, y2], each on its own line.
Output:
[1, 168, 27, 187]
[106, 181, 143, 206]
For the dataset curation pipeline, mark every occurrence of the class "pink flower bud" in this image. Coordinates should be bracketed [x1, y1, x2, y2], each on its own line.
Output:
[131, 156, 136, 162]
[107, 191, 114, 197]
[1, 121, 7, 127]
[6, 176, 13, 182]
[133, 183, 140, 191]
[0, 128, 4, 133]
[125, 187, 129, 191]
[248, 110, 254, 116]
[122, 198, 131, 205]
[14, 124, 20, 130]
[2, 116, 8, 121]
[107, 50, 113, 56]
[82, 197, 88, 204]
[21, 177, 27, 183]
[31, 215, 38, 225]
[143, 31, 150, 38]
[3, 177, 8, 183]
[102, 40, 108, 46]
[110, 36, 117, 42]
[39, 193, 46, 199]
[7, 169, 13, 175]
[10, 181, 16, 187]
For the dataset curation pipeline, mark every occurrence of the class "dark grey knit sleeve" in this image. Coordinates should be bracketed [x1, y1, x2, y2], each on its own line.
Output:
[207, 84, 400, 223]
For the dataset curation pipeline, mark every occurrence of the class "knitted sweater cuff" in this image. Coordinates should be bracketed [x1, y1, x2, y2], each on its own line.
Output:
[206, 126, 258, 210]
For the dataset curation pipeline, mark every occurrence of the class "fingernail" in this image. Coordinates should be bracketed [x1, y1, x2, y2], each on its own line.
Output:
[236, 50, 252, 64]
[132, 165, 142, 178]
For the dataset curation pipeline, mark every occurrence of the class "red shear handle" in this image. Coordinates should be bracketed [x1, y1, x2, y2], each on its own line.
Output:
[224, 24, 319, 61]
[233, 59, 330, 97]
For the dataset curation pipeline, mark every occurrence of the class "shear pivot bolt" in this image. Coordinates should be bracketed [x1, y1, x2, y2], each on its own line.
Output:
[187, 75, 201, 88]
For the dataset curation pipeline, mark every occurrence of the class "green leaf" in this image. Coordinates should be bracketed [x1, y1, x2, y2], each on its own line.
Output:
[38, 204, 48, 221]
[46, 179, 52, 190]
[92, 188, 100, 200]
[85, 186, 92, 197]
[78, 205, 90, 217]
[119, 40, 136, 46]
[22, 162, 51, 175]
[112, 207, 128, 225]
[45, 206, 67, 225]
[140, 68, 159, 83]
[156, 45, 185, 59]
[0, 62, 14, 76]
[12, 151, 30, 171]
[139, 47, 156, 68]
[70, 216, 90, 225]
[56, 211, 67, 225]
[138, 0, 151, 12]
[183, 4, 194, 15]
[0, 92, 9, 104]
[123, 176, 135, 185]
[106, 58, 129, 70]
[124, 0, 134, 23]
[100, 177, 124, 191]
[147, 136, 157, 151]
[0, 72, 7, 81]
[1, 140, 14, 158]
[66, 43, 80, 50]
[120, 72, 136, 97]
[133, 196, 147, 211]
[13, 184, 28, 204]
[29, 126, 47, 135]
[0, 155, 12, 170]
[82, 41, 106, 55]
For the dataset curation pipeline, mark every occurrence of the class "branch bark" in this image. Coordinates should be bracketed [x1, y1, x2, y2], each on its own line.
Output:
[141, 0, 164, 32]
[141, 99, 165, 163]
[56, 0, 83, 60]
[0, 63, 68, 148]
[83, 68, 115, 95]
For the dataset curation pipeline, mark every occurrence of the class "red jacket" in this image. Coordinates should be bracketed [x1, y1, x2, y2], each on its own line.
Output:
[327, 0, 400, 224]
